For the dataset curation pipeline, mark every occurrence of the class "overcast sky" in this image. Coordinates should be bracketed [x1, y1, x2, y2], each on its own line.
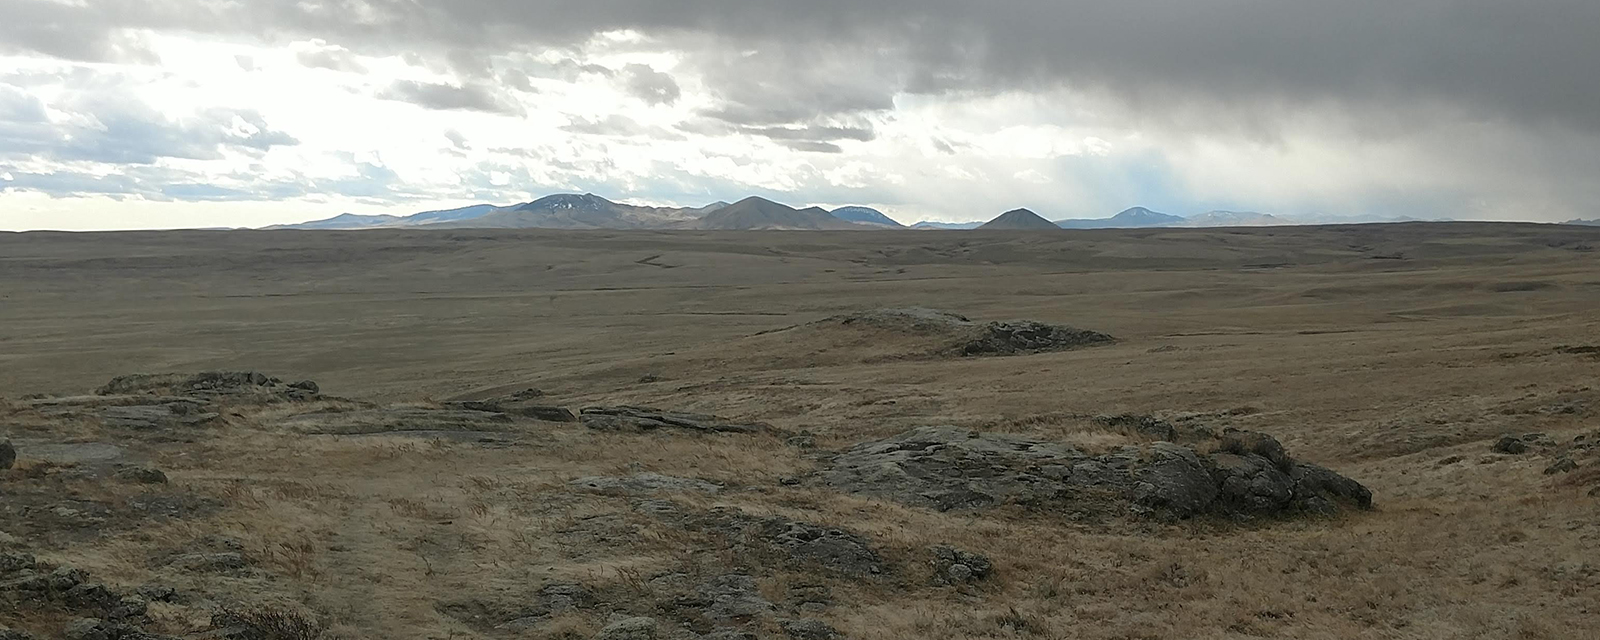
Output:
[2, 0, 1597, 230]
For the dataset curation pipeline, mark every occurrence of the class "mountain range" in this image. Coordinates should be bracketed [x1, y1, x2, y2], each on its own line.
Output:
[273, 195, 1460, 231]
[270, 194, 877, 231]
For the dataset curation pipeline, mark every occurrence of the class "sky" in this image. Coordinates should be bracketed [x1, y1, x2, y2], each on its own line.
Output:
[1, 1, 1598, 230]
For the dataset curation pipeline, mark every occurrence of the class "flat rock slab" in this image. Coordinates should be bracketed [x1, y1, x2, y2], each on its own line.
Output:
[13, 441, 130, 465]
[100, 404, 219, 429]
[276, 408, 515, 435]
[569, 473, 723, 496]
[335, 430, 526, 443]
[7, 440, 145, 479]
[443, 399, 577, 422]
[581, 406, 764, 434]
[642, 504, 888, 578]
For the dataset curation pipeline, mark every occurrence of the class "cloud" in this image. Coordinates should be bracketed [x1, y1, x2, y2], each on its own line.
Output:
[294, 41, 367, 73]
[377, 79, 526, 116]
[619, 63, 680, 105]
[562, 115, 685, 140]
[0, 79, 297, 165]
[780, 141, 843, 154]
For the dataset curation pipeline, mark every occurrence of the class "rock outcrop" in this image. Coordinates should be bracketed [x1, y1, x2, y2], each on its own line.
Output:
[957, 320, 1116, 356]
[821, 425, 1371, 520]
[825, 308, 1114, 357]
[96, 372, 319, 403]
[444, 389, 577, 422]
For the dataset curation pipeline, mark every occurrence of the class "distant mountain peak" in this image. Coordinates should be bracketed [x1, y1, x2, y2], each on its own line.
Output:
[979, 208, 1060, 230]
[519, 193, 615, 211]
[830, 206, 903, 227]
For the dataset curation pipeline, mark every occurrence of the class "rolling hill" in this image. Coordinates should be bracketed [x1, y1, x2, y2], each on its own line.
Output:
[830, 206, 903, 227]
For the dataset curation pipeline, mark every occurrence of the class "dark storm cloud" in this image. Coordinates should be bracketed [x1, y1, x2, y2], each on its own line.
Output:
[378, 80, 526, 116]
[5, 1, 1595, 133]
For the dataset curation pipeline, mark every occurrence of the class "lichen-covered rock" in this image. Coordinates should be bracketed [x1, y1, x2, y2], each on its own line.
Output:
[594, 616, 658, 640]
[1133, 443, 1219, 517]
[643, 506, 889, 579]
[696, 574, 776, 622]
[823, 425, 1371, 521]
[761, 520, 885, 578]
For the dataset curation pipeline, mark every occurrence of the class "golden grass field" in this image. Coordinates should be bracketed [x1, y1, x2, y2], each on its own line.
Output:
[2, 223, 1599, 639]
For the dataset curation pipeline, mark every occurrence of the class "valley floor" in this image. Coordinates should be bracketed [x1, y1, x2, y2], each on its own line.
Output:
[2, 223, 1599, 639]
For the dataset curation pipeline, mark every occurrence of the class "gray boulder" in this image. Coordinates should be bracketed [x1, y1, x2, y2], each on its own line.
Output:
[781, 619, 842, 640]
[1, 439, 14, 470]
[1492, 435, 1529, 454]
[113, 466, 169, 485]
[1545, 458, 1579, 474]
[930, 545, 993, 586]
